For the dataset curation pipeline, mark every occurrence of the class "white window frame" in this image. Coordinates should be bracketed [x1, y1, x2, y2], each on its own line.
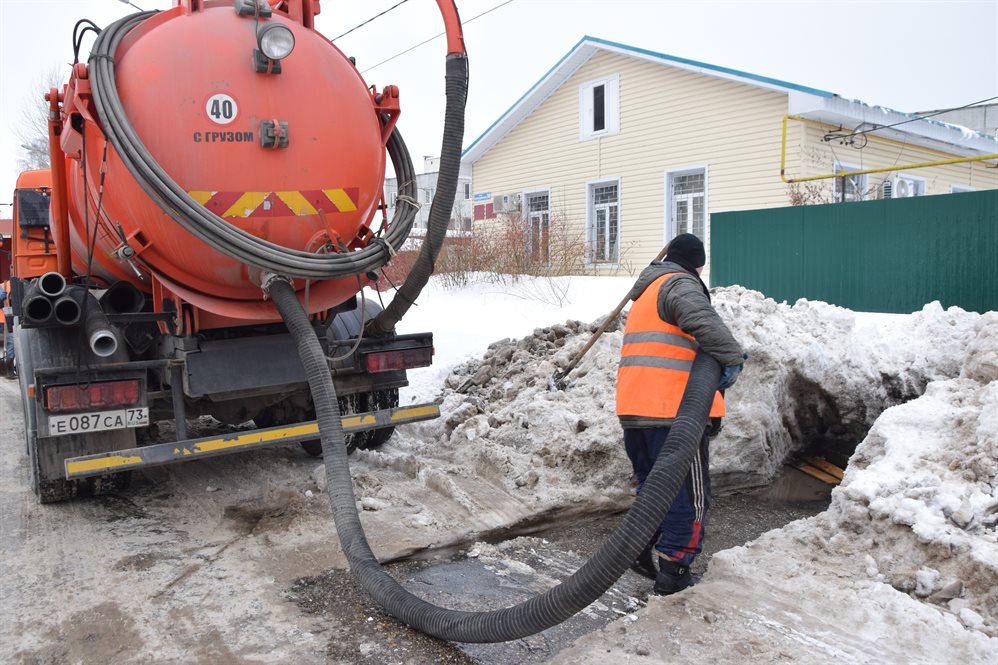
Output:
[585, 177, 621, 268]
[664, 164, 710, 269]
[950, 184, 975, 194]
[833, 161, 868, 202]
[893, 172, 927, 198]
[522, 187, 552, 267]
[578, 74, 620, 141]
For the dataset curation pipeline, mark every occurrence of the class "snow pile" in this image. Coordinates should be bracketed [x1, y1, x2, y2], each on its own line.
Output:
[429, 286, 983, 493]
[818, 311, 998, 635]
[327, 281, 996, 650]
[712, 287, 981, 488]
[553, 311, 997, 662]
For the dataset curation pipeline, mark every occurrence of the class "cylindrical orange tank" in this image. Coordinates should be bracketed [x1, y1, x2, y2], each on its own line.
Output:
[62, 3, 392, 323]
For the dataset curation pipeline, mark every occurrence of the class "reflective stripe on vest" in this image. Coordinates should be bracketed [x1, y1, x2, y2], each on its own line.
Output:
[616, 272, 725, 419]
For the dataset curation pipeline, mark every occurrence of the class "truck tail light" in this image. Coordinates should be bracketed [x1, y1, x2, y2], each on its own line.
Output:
[364, 347, 433, 373]
[46, 380, 141, 412]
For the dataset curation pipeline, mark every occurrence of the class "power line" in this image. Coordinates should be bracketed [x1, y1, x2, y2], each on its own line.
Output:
[829, 95, 998, 142]
[331, 0, 411, 42]
[362, 0, 515, 74]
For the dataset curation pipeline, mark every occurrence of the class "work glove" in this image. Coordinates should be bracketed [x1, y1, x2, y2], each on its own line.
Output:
[718, 353, 748, 391]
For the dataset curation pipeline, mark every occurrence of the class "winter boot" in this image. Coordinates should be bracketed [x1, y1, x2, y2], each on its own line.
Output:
[653, 559, 692, 596]
[629, 531, 660, 580]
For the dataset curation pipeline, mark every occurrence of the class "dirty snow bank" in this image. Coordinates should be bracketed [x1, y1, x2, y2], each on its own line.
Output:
[712, 287, 981, 488]
[425, 286, 983, 494]
[553, 311, 998, 661]
[318, 283, 995, 651]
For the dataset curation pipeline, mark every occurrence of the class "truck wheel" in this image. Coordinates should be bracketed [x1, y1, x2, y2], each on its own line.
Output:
[23, 404, 81, 502]
[17, 324, 133, 503]
[87, 472, 133, 495]
[16, 324, 77, 502]
[299, 440, 323, 457]
[296, 388, 399, 456]
[343, 388, 399, 452]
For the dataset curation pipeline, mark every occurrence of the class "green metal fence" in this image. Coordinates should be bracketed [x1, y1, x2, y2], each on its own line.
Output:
[710, 189, 998, 313]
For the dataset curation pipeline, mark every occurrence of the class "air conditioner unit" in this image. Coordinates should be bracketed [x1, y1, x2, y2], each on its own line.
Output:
[492, 193, 521, 213]
[890, 178, 918, 198]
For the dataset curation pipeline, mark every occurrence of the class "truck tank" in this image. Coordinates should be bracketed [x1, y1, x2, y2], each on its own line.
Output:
[57, 0, 403, 324]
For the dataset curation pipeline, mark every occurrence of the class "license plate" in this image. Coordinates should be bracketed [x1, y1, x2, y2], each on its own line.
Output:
[48, 408, 149, 436]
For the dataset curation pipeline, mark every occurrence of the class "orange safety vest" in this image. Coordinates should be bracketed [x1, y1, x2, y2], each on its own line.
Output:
[616, 272, 725, 419]
[0, 280, 7, 325]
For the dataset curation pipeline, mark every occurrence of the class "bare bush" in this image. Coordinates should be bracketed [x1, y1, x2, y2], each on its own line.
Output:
[433, 211, 591, 292]
[786, 181, 832, 206]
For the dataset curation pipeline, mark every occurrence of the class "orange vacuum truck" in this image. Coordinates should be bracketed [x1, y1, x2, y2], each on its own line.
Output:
[9, 0, 467, 503]
[9, 2, 728, 643]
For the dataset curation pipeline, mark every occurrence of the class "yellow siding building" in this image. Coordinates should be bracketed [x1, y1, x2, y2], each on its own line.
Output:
[463, 37, 998, 279]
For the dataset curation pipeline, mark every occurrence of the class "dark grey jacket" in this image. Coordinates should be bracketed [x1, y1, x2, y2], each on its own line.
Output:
[618, 261, 745, 429]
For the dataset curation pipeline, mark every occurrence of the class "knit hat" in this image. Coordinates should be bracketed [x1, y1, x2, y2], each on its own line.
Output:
[665, 233, 706, 273]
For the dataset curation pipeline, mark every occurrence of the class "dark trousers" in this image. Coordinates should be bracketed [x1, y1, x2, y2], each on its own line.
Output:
[624, 426, 710, 567]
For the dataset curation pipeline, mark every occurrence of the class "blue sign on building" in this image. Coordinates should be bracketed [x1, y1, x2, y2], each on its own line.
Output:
[473, 192, 492, 203]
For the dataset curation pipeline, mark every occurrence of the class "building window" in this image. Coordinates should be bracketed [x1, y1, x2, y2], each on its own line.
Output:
[389, 191, 398, 208]
[424, 188, 435, 204]
[579, 75, 620, 140]
[464, 182, 471, 199]
[526, 191, 550, 266]
[587, 180, 619, 265]
[665, 166, 708, 267]
[593, 84, 605, 132]
[833, 162, 868, 202]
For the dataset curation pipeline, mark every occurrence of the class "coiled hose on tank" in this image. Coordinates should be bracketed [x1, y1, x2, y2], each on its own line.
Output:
[89, 12, 419, 281]
[272, 271, 721, 643]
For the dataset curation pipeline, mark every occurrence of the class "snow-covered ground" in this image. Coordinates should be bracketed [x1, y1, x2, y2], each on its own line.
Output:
[375, 273, 997, 662]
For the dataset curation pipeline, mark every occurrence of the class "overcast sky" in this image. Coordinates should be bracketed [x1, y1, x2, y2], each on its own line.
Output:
[1, 0, 995, 210]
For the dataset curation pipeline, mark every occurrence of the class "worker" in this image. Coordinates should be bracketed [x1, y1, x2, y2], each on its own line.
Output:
[616, 233, 746, 595]
[0, 280, 13, 378]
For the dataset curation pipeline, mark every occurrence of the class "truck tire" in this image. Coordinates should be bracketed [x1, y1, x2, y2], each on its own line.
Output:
[295, 388, 399, 457]
[17, 324, 79, 502]
[17, 323, 135, 503]
[350, 388, 399, 451]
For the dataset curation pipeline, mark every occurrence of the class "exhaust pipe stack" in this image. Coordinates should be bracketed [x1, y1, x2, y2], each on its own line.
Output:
[83, 294, 119, 358]
[53, 286, 86, 327]
[21, 276, 122, 356]
[37, 272, 67, 299]
[100, 280, 146, 315]
[22, 281, 55, 327]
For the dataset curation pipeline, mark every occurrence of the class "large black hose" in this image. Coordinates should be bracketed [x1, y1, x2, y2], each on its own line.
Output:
[89, 12, 418, 281]
[270, 276, 720, 643]
[95, 4, 721, 645]
[367, 55, 468, 336]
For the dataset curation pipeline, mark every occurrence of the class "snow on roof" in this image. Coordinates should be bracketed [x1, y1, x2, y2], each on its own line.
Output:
[463, 36, 998, 164]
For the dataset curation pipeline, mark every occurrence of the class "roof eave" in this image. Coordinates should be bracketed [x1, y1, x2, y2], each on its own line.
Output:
[789, 91, 998, 159]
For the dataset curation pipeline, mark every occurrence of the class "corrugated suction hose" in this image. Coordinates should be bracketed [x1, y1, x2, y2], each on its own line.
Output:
[270, 276, 720, 643]
[366, 54, 468, 336]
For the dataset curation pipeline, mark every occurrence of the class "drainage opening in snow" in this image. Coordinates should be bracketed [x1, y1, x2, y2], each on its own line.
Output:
[758, 436, 859, 505]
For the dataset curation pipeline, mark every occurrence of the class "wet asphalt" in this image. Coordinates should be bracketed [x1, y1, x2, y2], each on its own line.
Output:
[285, 468, 832, 664]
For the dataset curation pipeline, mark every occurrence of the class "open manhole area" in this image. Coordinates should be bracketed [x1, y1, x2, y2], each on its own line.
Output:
[287, 470, 833, 664]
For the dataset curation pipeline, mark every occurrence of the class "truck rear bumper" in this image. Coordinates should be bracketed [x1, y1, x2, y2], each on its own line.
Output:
[63, 401, 439, 480]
